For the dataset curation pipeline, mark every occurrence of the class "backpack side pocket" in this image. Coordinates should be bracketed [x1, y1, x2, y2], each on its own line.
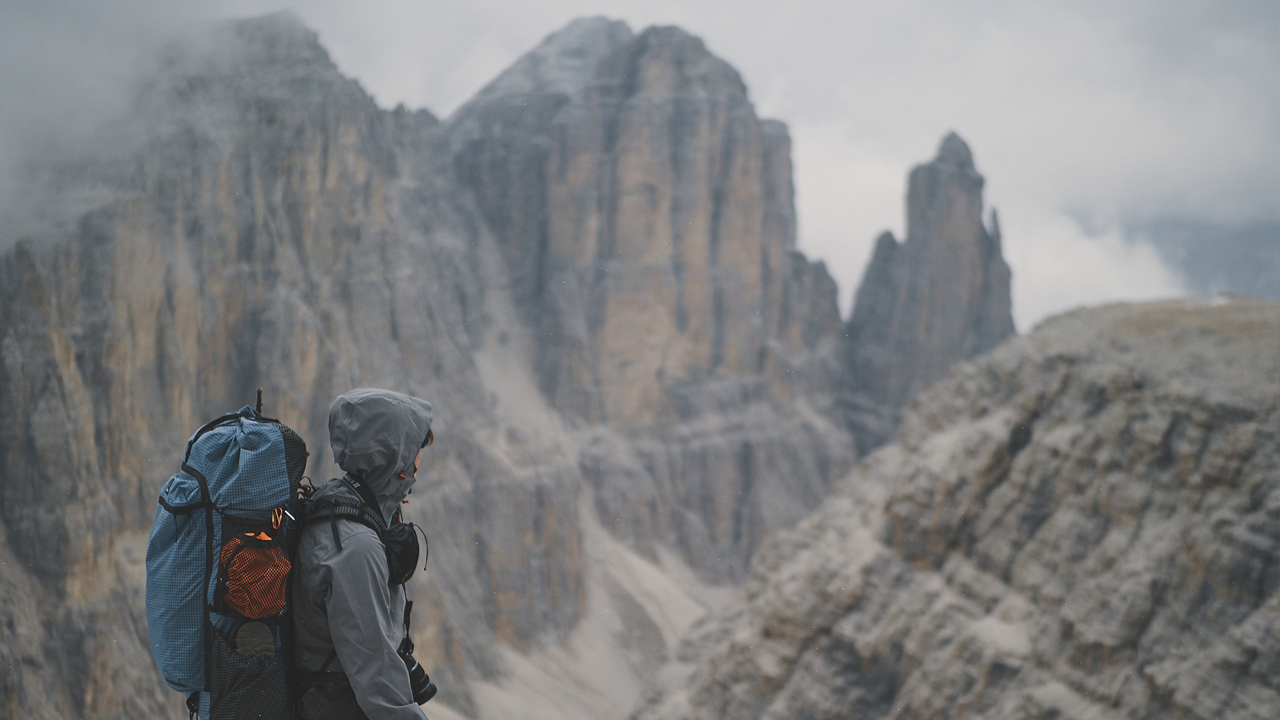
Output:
[214, 514, 290, 620]
[146, 471, 211, 696]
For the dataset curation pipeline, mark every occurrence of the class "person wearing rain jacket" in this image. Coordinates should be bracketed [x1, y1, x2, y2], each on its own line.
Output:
[292, 388, 434, 720]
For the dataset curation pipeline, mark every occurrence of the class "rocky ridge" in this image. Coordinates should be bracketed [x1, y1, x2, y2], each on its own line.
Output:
[637, 297, 1280, 720]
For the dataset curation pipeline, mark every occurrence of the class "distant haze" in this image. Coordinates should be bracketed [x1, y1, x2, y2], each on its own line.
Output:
[3, 0, 1276, 329]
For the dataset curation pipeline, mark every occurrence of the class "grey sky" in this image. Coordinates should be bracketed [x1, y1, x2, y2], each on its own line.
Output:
[4, 0, 1277, 329]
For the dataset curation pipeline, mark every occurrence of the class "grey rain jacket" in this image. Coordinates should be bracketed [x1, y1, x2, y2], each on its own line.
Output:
[292, 388, 433, 720]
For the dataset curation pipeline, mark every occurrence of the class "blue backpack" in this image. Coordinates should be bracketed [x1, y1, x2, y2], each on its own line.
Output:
[145, 401, 308, 719]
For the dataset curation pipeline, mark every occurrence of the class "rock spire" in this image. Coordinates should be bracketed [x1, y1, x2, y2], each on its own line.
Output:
[846, 131, 1015, 411]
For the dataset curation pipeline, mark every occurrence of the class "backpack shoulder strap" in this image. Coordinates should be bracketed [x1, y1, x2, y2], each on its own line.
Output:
[304, 493, 385, 552]
[340, 476, 384, 527]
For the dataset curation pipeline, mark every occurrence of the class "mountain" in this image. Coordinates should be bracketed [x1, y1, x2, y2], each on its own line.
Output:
[448, 18, 857, 584]
[845, 132, 1015, 416]
[637, 297, 1280, 720]
[0, 13, 1020, 720]
[0, 13, 526, 717]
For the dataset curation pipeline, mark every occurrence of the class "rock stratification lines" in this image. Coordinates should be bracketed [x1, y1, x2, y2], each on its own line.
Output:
[638, 298, 1280, 720]
[0, 13, 1039, 720]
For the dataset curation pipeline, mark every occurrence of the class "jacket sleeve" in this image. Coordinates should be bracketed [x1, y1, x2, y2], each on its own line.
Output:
[322, 524, 427, 720]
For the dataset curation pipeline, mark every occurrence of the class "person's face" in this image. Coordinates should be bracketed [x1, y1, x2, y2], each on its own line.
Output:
[413, 448, 422, 474]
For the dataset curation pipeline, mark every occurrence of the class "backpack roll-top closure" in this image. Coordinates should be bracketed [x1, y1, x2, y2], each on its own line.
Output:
[186, 410, 293, 515]
[158, 468, 210, 514]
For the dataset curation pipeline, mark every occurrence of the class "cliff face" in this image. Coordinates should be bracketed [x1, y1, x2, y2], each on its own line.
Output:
[450, 17, 855, 583]
[638, 297, 1280, 720]
[846, 132, 1015, 414]
[451, 19, 833, 427]
[0, 15, 581, 718]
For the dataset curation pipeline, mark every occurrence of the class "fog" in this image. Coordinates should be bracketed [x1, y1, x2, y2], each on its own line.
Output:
[3, 0, 1276, 329]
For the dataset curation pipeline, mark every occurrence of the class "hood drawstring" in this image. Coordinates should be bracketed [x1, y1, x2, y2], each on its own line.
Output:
[408, 523, 429, 571]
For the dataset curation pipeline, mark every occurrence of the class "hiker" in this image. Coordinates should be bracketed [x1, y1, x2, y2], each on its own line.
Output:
[292, 388, 436, 720]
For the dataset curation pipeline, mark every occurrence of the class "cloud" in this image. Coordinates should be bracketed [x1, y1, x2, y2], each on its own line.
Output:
[1000, 206, 1186, 331]
[3, 0, 1274, 328]
[0, 0, 212, 231]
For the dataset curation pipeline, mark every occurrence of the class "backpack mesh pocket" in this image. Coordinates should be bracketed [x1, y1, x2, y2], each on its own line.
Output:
[215, 515, 290, 619]
[209, 624, 288, 720]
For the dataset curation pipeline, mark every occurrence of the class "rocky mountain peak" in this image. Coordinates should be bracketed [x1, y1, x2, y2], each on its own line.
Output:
[935, 130, 976, 172]
[216, 11, 335, 70]
[447, 18, 852, 590]
[845, 132, 1015, 414]
[454, 18, 832, 429]
[463, 16, 633, 104]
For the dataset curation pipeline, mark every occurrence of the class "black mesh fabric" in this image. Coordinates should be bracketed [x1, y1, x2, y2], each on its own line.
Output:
[273, 422, 309, 491]
[208, 626, 289, 720]
[297, 673, 371, 720]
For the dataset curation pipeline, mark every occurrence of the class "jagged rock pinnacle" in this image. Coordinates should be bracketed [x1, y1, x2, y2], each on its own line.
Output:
[935, 130, 975, 171]
[845, 133, 1015, 415]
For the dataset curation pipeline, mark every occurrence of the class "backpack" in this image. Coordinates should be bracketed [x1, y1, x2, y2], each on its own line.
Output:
[145, 400, 309, 720]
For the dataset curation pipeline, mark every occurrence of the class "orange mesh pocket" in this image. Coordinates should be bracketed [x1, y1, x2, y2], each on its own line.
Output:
[218, 536, 290, 619]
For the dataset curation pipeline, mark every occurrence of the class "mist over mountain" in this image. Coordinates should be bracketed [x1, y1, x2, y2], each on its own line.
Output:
[1125, 217, 1280, 300]
[0, 12, 1274, 720]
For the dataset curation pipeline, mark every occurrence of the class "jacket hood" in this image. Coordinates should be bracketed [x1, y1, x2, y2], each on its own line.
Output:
[328, 388, 433, 523]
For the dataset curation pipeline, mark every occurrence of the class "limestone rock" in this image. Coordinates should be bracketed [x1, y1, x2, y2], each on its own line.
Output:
[637, 298, 1280, 720]
[451, 20, 839, 428]
[451, 19, 854, 582]
[846, 132, 1015, 413]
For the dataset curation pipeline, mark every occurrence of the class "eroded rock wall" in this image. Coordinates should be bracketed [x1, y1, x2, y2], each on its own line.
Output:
[450, 17, 854, 582]
[638, 298, 1280, 720]
[0, 14, 582, 718]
